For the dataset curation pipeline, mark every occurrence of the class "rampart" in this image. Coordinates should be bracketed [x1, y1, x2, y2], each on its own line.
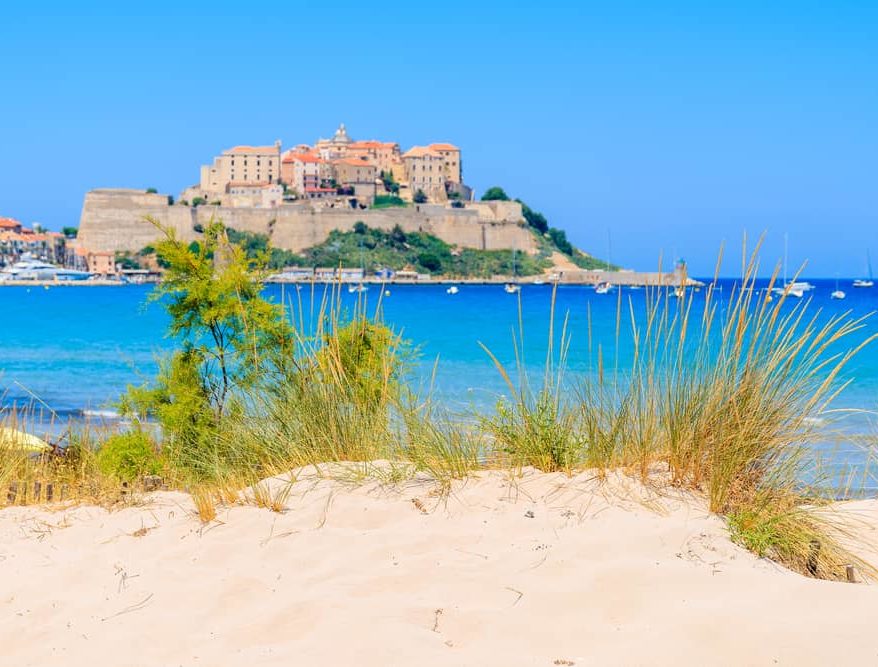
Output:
[77, 189, 538, 255]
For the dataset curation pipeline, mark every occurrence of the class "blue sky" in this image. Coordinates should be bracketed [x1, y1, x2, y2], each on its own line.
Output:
[1, 1, 876, 276]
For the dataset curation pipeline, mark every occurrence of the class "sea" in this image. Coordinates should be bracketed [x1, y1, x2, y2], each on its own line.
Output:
[2, 279, 878, 487]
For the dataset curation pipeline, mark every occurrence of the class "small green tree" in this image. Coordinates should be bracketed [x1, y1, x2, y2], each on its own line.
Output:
[192, 196, 206, 207]
[122, 218, 295, 473]
[548, 227, 574, 255]
[62, 226, 78, 239]
[146, 187, 158, 194]
[353, 221, 368, 234]
[481, 186, 509, 201]
[413, 189, 428, 204]
[417, 252, 442, 272]
[519, 201, 549, 233]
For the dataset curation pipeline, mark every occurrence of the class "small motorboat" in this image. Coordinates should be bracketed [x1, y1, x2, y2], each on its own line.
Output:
[504, 283, 520, 294]
[594, 281, 612, 294]
[446, 285, 459, 295]
[347, 284, 368, 294]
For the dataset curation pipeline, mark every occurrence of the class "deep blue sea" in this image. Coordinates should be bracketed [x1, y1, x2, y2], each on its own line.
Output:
[2, 280, 878, 478]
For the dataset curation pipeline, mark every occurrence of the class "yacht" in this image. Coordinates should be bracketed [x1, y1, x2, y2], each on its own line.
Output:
[854, 250, 874, 288]
[1, 255, 91, 281]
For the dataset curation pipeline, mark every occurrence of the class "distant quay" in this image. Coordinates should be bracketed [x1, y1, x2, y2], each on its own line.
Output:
[0, 279, 126, 287]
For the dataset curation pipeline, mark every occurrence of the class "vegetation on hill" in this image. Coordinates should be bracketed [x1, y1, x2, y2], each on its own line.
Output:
[226, 224, 550, 277]
[480, 185, 619, 270]
[372, 195, 407, 209]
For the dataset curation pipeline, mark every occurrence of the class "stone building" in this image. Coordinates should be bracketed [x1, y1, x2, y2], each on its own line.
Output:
[199, 142, 282, 195]
[402, 147, 447, 201]
[428, 143, 462, 184]
[226, 183, 284, 208]
[331, 158, 378, 201]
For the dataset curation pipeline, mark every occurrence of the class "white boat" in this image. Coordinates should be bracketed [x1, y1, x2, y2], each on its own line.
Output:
[854, 250, 874, 287]
[594, 281, 612, 294]
[772, 285, 804, 298]
[504, 283, 520, 294]
[446, 285, 459, 295]
[347, 284, 368, 294]
[831, 276, 846, 300]
[1, 254, 91, 281]
[772, 234, 806, 298]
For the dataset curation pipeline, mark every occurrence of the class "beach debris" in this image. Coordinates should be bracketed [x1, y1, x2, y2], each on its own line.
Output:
[524, 510, 535, 518]
[411, 497, 428, 514]
[505, 586, 524, 606]
[432, 608, 443, 632]
[846, 565, 857, 583]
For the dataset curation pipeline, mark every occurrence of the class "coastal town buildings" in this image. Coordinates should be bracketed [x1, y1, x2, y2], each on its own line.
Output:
[187, 125, 468, 207]
[0, 217, 66, 266]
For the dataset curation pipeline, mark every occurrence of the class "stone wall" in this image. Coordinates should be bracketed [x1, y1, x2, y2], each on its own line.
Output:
[77, 189, 538, 255]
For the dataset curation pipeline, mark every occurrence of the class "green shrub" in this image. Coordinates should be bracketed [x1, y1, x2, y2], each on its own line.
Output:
[96, 431, 162, 481]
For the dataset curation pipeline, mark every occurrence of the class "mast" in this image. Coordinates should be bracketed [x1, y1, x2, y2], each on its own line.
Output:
[783, 232, 789, 285]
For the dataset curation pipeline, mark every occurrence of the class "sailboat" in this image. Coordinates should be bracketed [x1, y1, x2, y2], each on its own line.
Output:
[772, 233, 809, 298]
[595, 230, 613, 294]
[853, 250, 874, 288]
[505, 247, 520, 293]
[831, 274, 846, 300]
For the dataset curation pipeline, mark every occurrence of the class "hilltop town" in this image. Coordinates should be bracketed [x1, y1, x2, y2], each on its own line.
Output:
[187, 123, 468, 208]
[2, 125, 668, 284]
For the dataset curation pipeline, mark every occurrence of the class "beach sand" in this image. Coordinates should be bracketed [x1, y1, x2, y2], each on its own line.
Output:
[2, 466, 878, 666]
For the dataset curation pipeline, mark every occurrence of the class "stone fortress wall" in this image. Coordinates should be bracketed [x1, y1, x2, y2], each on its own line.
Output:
[77, 189, 538, 255]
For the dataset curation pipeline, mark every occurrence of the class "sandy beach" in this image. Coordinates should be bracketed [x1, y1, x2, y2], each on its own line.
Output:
[1, 467, 877, 666]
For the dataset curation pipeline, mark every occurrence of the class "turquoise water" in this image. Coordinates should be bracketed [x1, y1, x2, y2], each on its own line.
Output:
[2, 279, 878, 421]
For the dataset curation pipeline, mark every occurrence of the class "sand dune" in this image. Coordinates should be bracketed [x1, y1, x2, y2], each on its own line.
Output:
[2, 467, 878, 666]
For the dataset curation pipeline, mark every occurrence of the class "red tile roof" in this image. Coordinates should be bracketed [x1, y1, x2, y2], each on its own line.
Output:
[429, 143, 459, 152]
[0, 217, 22, 229]
[283, 152, 323, 164]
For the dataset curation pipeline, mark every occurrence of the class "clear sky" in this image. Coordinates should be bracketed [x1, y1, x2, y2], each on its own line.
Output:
[1, 1, 876, 276]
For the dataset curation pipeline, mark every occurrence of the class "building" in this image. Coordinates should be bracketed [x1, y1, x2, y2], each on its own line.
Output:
[74, 247, 115, 276]
[331, 158, 378, 201]
[402, 147, 447, 201]
[281, 151, 325, 194]
[346, 140, 401, 174]
[428, 143, 462, 184]
[315, 123, 353, 160]
[0, 224, 66, 266]
[332, 158, 377, 187]
[226, 183, 284, 208]
[0, 217, 23, 234]
[199, 142, 282, 195]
